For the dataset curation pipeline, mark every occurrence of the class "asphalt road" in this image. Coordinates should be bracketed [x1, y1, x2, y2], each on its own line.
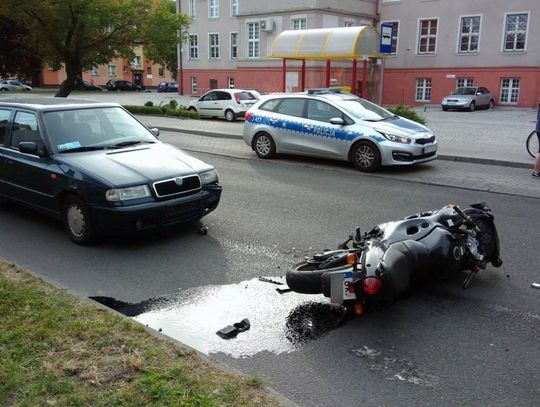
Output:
[1, 130, 539, 406]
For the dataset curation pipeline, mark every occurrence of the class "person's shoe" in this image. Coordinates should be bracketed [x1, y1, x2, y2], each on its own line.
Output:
[532, 171, 540, 178]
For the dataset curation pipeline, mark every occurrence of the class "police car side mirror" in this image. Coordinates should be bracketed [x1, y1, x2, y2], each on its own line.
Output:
[330, 117, 345, 126]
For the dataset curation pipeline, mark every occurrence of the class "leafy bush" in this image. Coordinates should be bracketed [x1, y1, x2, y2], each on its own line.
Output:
[144, 101, 154, 107]
[387, 105, 427, 125]
[168, 100, 178, 110]
[123, 105, 199, 119]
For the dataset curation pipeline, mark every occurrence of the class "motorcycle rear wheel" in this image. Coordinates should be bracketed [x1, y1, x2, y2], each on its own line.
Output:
[286, 260, 350, 294]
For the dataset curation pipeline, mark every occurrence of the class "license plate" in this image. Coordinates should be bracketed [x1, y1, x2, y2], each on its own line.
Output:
[343, 272, 356, 300]
[423, 145, 437, 154]
[165, 201, 200, 218]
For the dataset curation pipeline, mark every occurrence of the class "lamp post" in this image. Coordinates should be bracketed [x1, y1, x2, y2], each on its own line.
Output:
[176, 0, 183, 94]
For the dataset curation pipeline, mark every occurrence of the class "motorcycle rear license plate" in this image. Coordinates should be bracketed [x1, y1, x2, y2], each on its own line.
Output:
[343, 272, 356, 300]
[423, 145, 437, 154]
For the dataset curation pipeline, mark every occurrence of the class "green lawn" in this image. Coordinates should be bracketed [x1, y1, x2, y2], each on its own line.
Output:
[0, 261, 281, 406]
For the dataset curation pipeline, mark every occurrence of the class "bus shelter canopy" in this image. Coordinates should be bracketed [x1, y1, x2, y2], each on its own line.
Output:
[270, 26, 382, 60]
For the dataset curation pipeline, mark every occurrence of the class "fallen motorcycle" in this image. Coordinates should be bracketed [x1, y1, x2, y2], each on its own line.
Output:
[286, 203, 502, 315]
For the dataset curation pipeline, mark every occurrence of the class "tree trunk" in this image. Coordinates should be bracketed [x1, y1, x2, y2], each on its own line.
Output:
[54, 59, 82, 97]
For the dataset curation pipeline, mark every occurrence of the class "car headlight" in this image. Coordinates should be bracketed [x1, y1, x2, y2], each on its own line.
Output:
[199, 169, 218, 184]
[105, 185, 151, 202]
[375, 130, 411, 144]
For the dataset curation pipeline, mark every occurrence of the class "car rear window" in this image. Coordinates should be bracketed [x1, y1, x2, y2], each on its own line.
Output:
[235, 92, 257, 101]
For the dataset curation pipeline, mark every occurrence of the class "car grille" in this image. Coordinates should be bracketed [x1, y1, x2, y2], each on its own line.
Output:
[415, 135, 436, 145]
[153, 175, 201, 198]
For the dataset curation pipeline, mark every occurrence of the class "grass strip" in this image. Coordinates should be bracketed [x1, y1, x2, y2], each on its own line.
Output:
[0, 261, 281, 406]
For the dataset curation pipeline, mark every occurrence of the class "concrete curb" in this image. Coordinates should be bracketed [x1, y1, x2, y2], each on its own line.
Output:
[157, 126, 531, 170]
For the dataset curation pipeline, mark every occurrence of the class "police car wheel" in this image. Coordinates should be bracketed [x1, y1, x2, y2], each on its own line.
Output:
[253, 133, 275, 159]
[351, 141, 381, 172]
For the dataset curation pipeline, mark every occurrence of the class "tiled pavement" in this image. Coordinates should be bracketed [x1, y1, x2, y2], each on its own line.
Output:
[143, 121, 540, 200]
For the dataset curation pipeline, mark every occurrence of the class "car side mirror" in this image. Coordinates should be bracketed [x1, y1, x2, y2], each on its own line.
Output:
[19, 142, 46, 157]
[149, 127, 160, 137]
[330, 117, 345, 126]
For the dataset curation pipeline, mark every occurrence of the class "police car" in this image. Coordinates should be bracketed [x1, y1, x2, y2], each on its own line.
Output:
[243, 90, 437, 172]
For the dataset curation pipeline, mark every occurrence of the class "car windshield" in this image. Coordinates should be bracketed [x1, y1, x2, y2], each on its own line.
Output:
[43, 107, 156, 153]
[335, 98, 395, 121]
[453, 87, 477, 95]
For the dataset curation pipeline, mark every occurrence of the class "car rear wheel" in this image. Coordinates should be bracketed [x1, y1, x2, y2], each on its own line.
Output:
[188, 107, 197, 113]
[488, 99, 494, 110]
[63, 195, 96, 245]
[469, 101, 476, 112]
[442, 106, 448, 111]
[351, 141, 381, 172]
[253, 132, 276, 159]
[225, 109, 236, 122]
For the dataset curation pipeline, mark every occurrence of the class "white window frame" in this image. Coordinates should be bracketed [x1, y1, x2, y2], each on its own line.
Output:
[90, 66, 99, 75]
[501, 12, 529, 52]
[457, 14, 481, 54]
[456, 78, 474, 88]
[189, 34, 199, 60]
[247, 22, 260, 59]
[291, 18, 307, 30]
[230, 32, 238, 59]
[499, 78, 520, 104]
[231, 0, 239, 17]
[415, 78, 432, 102]
[380, 20, 399, 55]
[227, 77, 235, 89]
[191, 76, 198, 94]
[208, 33, 220, 60]
[188, 0, 196, 18]
[107, 65, 116, 76]
[209, 0, 219, 19]
[417, 18, 438, 55]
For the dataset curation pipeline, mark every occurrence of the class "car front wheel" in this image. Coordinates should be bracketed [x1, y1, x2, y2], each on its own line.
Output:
[351, 141, 381, 172]
[253, 132, 276, 159]
[63, 195, 96, 245]
[469, 101, 476, 112]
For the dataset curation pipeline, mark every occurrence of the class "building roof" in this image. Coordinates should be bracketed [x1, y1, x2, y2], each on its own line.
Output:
[270, 26, 382, 60]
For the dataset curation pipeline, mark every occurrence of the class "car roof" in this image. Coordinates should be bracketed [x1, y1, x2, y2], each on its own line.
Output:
[0, 98, 121, 111]
[259, 91, 360, 102]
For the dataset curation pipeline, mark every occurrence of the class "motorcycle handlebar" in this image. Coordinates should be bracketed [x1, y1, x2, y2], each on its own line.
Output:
[451, 204, 481, 233]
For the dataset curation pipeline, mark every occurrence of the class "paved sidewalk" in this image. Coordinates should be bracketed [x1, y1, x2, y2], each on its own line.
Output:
[138, 107, 537, 169]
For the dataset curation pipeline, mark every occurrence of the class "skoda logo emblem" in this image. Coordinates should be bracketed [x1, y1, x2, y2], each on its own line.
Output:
[174, 177, 184, 186]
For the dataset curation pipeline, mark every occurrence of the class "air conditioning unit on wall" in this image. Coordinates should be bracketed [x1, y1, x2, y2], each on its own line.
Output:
[260, 18, 274, 32]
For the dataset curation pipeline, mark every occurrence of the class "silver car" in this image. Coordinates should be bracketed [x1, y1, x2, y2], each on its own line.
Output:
[187, 89, 259, 122]
[0, 80, 32, 91]
[441, 86, 494, 111]
[243, 92, 437, 172]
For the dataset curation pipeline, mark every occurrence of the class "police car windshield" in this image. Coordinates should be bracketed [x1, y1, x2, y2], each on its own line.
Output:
[336, 98, 395, 121]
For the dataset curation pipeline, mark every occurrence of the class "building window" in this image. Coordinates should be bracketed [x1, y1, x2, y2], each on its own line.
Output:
[247, 22, 260, 58]
[227, 77, 235, 89]
[132, 56, 142, 69]
[209, 33, 220, 59]
[382, 21, 399, 54]
[158, 66, 164, 77]
[230, 32, 238, 59]
[209, 0, 219, 18]
[459, 16, 480, 53]
[231, 0, 239, 16]
[456, 78, 474, 88]
[500, 78, 520, 104]
[189, 0, 195, 18]
[415, 78, 431, 102]
[189, 35, 198, 59]
[503, 13, 528, 52]
[292, 18, 307, 30]
[90, 66, 99, 75]
[146, 66, 151, 75]
[108, 65, 116, 76]
[191, 76, 198, 93]
[344, 20, 354, 27]
[418, 18, 438, 54]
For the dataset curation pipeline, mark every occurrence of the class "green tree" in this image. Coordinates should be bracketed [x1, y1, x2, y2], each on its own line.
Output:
[0, 0, 190, 97]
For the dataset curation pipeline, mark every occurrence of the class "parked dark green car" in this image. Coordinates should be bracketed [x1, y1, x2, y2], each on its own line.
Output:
[0, 98, 222, 244]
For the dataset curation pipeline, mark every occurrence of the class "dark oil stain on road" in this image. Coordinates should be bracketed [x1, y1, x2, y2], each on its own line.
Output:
[91, 277, 347, 357]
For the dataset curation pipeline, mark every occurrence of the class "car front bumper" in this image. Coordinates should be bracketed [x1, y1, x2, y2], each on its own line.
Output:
[90, 186, 222, 235]
[380, 141, 438, 166]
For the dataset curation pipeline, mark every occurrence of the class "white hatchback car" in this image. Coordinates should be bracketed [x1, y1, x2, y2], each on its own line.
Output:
[243, 91, 437, 172]
[187, 89, 259, 122]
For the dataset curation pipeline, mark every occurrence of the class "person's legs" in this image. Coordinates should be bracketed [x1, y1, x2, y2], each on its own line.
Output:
[534, 133, 540, 176]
